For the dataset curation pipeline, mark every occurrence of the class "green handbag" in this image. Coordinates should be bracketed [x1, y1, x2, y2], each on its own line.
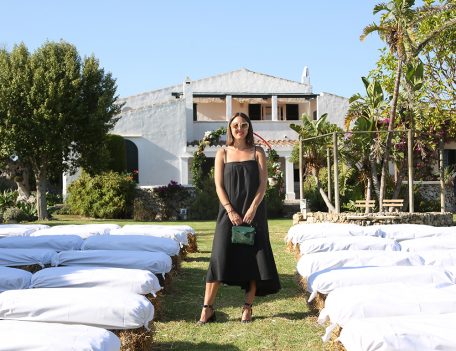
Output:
[231, 225, 255, 246]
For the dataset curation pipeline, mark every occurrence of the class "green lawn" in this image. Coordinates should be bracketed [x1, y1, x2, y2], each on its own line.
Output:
[44, 216, 325, 350]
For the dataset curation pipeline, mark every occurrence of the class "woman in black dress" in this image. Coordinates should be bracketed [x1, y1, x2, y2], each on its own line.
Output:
[198, 112, 281, 324]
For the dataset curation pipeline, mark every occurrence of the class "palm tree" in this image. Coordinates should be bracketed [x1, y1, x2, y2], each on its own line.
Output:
[361, 0, 456, 211]
[345, 77, 389, 209]
[290, 114, 340, 212]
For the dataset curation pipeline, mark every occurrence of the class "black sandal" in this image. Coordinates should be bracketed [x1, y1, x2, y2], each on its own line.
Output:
[241, 303, 253, 323]
[197, 304, 216, 325]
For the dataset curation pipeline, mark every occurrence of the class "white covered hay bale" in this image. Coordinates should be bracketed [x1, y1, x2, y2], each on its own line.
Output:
[339, 313, 456, 351]
[296, 250, 424, 279]
[51, 250, 172, 276]
[0, 287, 154, 330]
[30, 224, 119, 238]
[0, 224, 48, 238]
[0, 235, 83, 251]
[318, 283, 456, 342]
[400, 236, 456, 252]
[82, 235, 180, 257]
[0, 248, 57, 268]
[0, 266, 32, 292]
[307, 265, 455, 302]
[376, 224, 455, 241]
[31, 266, 161, 296]
[298, 236, 400, 256]
[0, 320, 120, 351]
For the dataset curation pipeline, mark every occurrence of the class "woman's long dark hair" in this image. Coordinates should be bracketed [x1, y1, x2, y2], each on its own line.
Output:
[226, 112, 254, 147]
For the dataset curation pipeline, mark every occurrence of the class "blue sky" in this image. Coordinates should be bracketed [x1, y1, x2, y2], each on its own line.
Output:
[1, 0, 385, 99]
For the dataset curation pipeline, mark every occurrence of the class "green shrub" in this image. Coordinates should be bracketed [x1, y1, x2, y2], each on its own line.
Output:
[0, 190, 18, 213]
[189, 177, 219, 220]
[265, 186, 284, 218]
[133, 188, 158, 221]
[3, 207, 29, 223]
[153, 181, 191, 220]
[16, 201, 37, 220]
[66, 171, 136, 219]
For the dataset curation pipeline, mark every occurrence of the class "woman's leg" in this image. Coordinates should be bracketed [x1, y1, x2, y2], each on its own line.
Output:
[242, 280, 256, 322]
[199, 281, 220, 322]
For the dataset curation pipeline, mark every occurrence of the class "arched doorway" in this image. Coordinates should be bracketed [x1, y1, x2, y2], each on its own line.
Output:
[124, 139, 139, 183]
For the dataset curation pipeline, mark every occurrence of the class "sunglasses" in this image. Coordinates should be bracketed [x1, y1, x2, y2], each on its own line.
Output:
[231, 122, 249, 130]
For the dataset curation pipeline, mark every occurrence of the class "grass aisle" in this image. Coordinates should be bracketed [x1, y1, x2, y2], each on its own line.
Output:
[152, 219, 325, 351]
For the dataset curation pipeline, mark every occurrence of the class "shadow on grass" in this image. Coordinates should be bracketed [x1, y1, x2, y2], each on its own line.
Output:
[157, 266, 311, 323]
[152, 341, 240, 351]
[183, 256, 210, 263]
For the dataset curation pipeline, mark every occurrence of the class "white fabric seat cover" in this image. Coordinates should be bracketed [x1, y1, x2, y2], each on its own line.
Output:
[296, 250, 424, 279]
[52, 250, 172, 275]
[0, 320, 120, 351]
[0, 266, 32, 292]
[31, 266, 162, 296]
[82, 235, 180, 256]
[0, 287, 154, 329]
[318, 283, 456, 342]
[122, 224, 195, 234]
[417, 249, 456, 266]
[0, 224, 48, 237]
[0, 248, 57, 267]
[299, 236, 400, 256]
[376, 224, 455, 241]
[30, 224, 119, 239]
[286, 223, 372, 246]
[110, 226, 190, 246]
[0, 235, 83, 251]
[400, 236, 456, 252]
[339, 313, 456, 351]
[307, 265, 454, 301]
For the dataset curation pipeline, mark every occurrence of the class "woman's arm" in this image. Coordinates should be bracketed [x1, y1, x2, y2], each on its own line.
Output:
[243, 147, 268, 224]
[214, 148, 243, 225]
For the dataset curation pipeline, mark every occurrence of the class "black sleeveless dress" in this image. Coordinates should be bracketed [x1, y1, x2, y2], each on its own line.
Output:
[206, 153, 281, 296]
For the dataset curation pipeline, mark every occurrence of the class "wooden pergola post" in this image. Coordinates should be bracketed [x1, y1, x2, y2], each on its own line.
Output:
[407, 129, 414, 213]
[440, 140, 446, 212]
[333, 132, 340, 213]
[327, 147, 332, 202]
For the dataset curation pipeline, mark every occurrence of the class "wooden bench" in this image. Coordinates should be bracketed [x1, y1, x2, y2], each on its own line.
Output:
[354, 200, 376, 213]
[382, 199, 404, 212]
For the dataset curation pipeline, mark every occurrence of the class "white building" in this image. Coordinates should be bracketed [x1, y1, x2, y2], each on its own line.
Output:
[110, 68, 349, 200]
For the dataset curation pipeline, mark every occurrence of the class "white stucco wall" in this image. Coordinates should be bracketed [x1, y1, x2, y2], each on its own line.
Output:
[112, 100, 187, 186]
[316, 92, 349, 128]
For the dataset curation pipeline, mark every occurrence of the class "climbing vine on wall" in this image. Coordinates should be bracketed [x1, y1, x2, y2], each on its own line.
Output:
[191, 127, 226, 191]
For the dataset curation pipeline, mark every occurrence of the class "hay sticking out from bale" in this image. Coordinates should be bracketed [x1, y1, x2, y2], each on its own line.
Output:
[296, 274, 323, 314]
[171, 255, 182, 272]
[313, 292, 326, 312]
[286, 241, 301, 260]
[146, 293, 163, 321]
[13, 264, 43, 273]
[186, 233, 198, 253]
[113, 323, 155, 351]
[324, 325, 345, 351]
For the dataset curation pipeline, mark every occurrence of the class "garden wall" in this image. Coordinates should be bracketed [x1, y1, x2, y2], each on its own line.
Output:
[293, 211, 454, 227]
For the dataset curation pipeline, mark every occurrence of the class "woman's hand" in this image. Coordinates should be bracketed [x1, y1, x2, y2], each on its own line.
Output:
[243, 206, 257, 225]
[228, 210, 243, 226]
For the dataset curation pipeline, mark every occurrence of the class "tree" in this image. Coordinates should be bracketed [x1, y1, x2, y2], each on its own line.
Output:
[290, 114, 341, 212]
[0, 41, 122, 219]
[345, 77, 389, 205]
[361, 0, 456, 210]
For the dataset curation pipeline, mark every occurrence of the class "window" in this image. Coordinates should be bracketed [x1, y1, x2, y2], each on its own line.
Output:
[193, 103, 197, 121]
[313, 111, 317, 120]
[124, 139, 139, 183]
[286, 104, 299, 120]
[249, 104, 261, 120]
[446, 149, 456, 167]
